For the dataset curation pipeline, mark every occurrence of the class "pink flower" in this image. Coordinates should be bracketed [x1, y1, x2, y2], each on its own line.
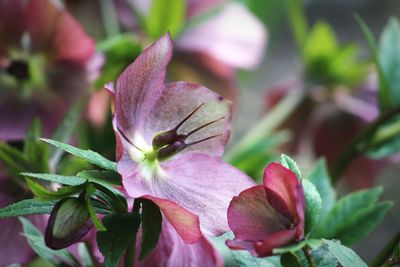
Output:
[0, 0, 101, 141]
[226, 162, 305, 257]
[108, 33, 254, 243]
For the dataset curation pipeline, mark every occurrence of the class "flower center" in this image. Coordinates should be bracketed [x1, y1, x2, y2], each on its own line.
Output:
[6, 60, 29, 81]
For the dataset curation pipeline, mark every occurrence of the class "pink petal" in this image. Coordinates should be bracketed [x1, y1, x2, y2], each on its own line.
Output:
[141, 196, 202, 244]
[115, 32, 173, 139]
[227, 185, 290, 241]
[263, 162, 305, 231]
[142, 81, 231, 156]
[177, 2, 267, 69]
[123, 153, 255, 237]
[137, 221, 223, 267]
[253, 229, 297, 257]
[0, 0, 27, 50]
[186, 0, 227, 18]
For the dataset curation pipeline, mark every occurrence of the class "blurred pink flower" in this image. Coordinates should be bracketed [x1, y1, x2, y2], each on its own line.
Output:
[227, 162, 305, 257]
[0, 0, 102, 141]
[108, 33, 254, 243]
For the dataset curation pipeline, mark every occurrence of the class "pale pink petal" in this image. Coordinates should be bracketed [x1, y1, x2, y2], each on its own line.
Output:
[143, 81, 231, 156]
[177, 2, 267, 69]
[137, 220, 223, 267]
[141, 196, 202, 244]
[115, 32, 173, 138]
[123, 153, 255, 236]
[227, 185, 290, 241]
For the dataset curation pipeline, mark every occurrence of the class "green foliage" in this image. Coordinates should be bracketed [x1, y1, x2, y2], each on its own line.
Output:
[77, 170, 122, 186]
[302, 179, 322, 236]
[231, 250, 278, 267]
[97, 212, 141, 267]
[284, 0, 308, 50]
[303, 21, 367, 87]
[22, 173, 86, 186]
[85, 183, 107, 232]
[41, 139, 117, 171]
[19, 217, 79, 266]
[312, 187, 392, 245]
[96, 34, 142, 88]
[273, 239, 323, 254]
[0, 199, 55, 218]
[24, 119, 50, 173]
[322, 239, 368, 267]
[280, 154, 302, 179]
[144, 0, 186, 39]
[306, 159, 336, 219]
[26, 178, 83, 201]
[139, 199, 162, 260]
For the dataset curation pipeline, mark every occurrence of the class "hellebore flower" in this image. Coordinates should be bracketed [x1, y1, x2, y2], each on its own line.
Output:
[0, 0, 101, 141]
[0, 172, 46, 265]
[108, 33, 254, 243]
[115, 0, 267, 101]
[226, 162, 305, 257]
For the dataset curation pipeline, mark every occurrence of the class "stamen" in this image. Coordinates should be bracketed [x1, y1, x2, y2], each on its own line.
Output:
[116, 126, 143, 152]
[173, 103, 205, 130]
[185, 134, 223, 147]
[184, 116, 225, 138]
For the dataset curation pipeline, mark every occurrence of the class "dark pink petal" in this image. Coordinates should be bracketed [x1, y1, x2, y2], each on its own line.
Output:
[263, 162, 305, 229]
[253, 229, 297, 257]
[122, 153, 255, 237]
[143, 81, 231, 156]
[141, 195, 202, 244]
[137, 220, 223, 267]
[0, 0, 27, 51]
[227, 185, 290, 241]
[186, 0, 227, 18]
[115, 32, 173, 139]
[177, 2, 267, 69]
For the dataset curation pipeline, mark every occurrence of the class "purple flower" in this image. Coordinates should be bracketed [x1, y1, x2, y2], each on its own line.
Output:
[0, 0, 102, 141]
[227, 162, 305, 257]
[108, 33, 254, 243]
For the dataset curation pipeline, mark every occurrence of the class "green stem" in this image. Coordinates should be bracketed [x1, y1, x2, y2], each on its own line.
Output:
[100, 0, 120, 37]
[331, 105, 400, 184]
[371, 230, 400, 267]
[224, 88, 304, 162]
[302, 246, 317, 267]
[124, 234, 136, 267]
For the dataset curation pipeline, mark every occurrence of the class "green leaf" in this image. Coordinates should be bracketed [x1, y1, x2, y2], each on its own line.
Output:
[304, 22, 338, 62]
[323, 239, 368, 267]
[231, 250, 277, 267]
[0, 142, 29, 174]
[144, 0, 186, 39]
[354, 15, 391, 111]
[306, 159, 336, 219]
[26, 178, 83, 201]
[85, 183, 107, 232]
[280, 154, 301, 179]
[302, 179, 322, 236]
[97, 212, 141, 267]
[312, 187, 390, 245]
[24, 119, 50, 173]
[50, 101, 84, 167]
[285, 0, 308, 50]
[311, 242, 339, 267]
[139, 199, 162, 260]
[273, 239, 323, 254]
[379, 17, 400, 108]
[0, 199, 55, 218]
[78, 242, 96, 267]
[21, 172, 86, 186]
[95, 34, 142, 88]
[19, 217, 79, 265]
[41, 139, 117, 171]
[77, 170, 121, 186]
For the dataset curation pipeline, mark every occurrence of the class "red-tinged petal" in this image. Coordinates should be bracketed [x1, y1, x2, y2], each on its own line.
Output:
[137, 220, 223, 267]
[140, 196, 202, 244]
[253, 229, 297, 257]
[186, 0, 227, 18]
[0, 0, 27, 50]
[115, 32, 173, 139]
[27, 0, 95, 64]
[123, 153, 255, 237]
[177, 2, 267, 69]
[226, 239, 257, 255]
[143, 82, 231, 156]
[263, 162, 305, 226]
[227, 185, 290, 241]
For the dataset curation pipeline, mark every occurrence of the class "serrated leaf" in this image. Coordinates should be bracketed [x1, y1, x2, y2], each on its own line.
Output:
[307, 159, 336, 219]
[323, 239, 368, 267]
[312, 187, 386, 245]
[19, 217, 79, 265]
[302, 179, 322, 235]
[144, 0, 186, 39]
[231, 250, 277, 267]
[281, 154, 302, 179]
[311, 242, 339, 267]
[21, 173, 86, 186]
[139, 199, 162, 260]
[273, 239, 323, 254]
[0, 199, 55, 218]
[77, 170, 121, 186]
[41, 139, 117, 171]
[85, 184, 107, 232]
[97, 212, 141, 267]
[26, 178, 83, 201]
[24, 119, 50, 173]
